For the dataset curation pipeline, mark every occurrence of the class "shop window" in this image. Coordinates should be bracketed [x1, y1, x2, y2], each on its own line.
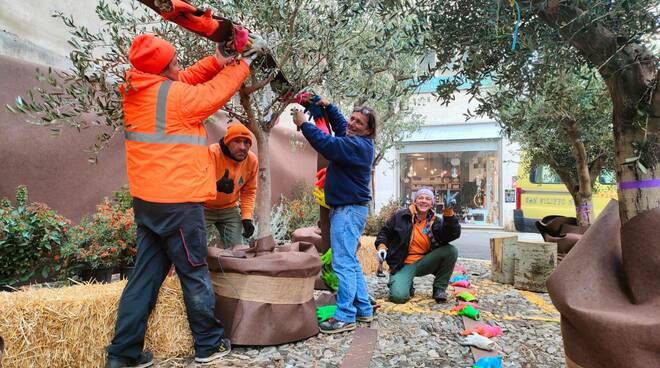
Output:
[400, 150, 500, 226]
[530, 165, 562, 184]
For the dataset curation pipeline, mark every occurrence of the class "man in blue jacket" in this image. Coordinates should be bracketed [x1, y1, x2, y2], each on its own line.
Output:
[293, 97, 376, 334]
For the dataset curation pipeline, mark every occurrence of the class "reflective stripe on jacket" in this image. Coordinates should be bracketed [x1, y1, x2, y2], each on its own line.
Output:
[122, 57, 250, 203]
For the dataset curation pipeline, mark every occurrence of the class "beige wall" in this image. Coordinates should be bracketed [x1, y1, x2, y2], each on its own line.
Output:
[0, 2, 317, 221]
[0, 1, 106, 67]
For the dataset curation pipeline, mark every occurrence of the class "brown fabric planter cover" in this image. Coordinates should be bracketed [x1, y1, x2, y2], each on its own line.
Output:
[538, 216, 589, 255]
[207, 236, 321, 345]
[291, 226, 334, 290]
[291, 226, 325, 254]
[547, 200, 660, 367]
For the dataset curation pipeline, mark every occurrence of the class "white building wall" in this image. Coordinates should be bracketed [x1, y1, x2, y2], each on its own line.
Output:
[501, 140, 521, 230]
[374, 89, 522, 229]
[374, 147, 398, 209]
[0, 1, 114, 67]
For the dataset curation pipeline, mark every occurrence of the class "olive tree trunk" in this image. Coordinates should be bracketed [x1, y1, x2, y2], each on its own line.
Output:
[538, 1, 660, 225]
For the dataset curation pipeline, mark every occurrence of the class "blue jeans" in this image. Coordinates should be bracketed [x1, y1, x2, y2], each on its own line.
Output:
[330, 204, 372, 322]
[107, 199, 224, 361]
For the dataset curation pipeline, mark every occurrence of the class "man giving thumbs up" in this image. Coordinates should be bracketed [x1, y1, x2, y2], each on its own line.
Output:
[204, 124, 258, 248]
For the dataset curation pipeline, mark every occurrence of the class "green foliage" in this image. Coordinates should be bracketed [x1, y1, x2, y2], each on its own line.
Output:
[492, 68, 614, 195]
[269, 197, 291, 245]
[0, 186, 71, 286]
[111, 184, 133, 211]
[61, 199, 136, 272]
[364, 199, 400, 236]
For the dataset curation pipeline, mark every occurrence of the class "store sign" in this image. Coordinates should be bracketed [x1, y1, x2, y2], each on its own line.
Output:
[505, 189, 516, 203]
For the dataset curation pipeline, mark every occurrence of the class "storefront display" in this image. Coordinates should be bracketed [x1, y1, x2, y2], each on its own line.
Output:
[400, 151, 500, 226]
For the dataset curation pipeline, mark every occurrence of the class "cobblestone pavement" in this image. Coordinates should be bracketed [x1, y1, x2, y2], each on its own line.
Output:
[161, 259, 564, 367]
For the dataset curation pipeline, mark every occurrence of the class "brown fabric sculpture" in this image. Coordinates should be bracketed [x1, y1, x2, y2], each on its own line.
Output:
[291, 226, 334, 290]
[207, 236, 321, 345]
[291, 226, 326, 254]
[536, 216, 589, 256]
[547, 200, 660, 367]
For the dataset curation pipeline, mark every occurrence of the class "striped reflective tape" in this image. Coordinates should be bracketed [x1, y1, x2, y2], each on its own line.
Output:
[124, 80, 208, 146]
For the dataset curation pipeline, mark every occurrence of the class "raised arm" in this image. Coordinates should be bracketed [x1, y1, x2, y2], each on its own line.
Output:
[300, 122, 365, 165]
[178, 56, 223, 85]
[323, 104, 348, 137]
[176, 60, 250, 124]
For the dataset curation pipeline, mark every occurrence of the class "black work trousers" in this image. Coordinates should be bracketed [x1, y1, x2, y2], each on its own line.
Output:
[107, 198, 224, 361]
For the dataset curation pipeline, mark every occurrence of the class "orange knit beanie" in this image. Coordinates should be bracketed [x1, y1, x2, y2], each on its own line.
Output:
[128, 34, 176, 74]
[224, 124, 253, 145]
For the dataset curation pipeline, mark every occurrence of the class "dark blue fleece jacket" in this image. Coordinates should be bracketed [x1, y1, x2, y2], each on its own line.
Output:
[300, 104, 374, 207]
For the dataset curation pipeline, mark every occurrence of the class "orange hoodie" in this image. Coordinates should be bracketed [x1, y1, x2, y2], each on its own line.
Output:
[121, 57, 250, 203]
[204, 143, 258, 219]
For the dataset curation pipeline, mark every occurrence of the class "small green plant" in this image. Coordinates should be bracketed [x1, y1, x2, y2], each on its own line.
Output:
[364, 199, 401, 236]
[0, 186, 71, 286]
[269, 196, 290, 244]
[111, 184, 133, 212]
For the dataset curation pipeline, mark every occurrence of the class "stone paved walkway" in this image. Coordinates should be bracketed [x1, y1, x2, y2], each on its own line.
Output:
[161, 259, 564, 367]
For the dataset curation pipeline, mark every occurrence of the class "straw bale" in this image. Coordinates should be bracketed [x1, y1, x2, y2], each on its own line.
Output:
[0, 276, 192, 368]
[358, 236, 389, 275]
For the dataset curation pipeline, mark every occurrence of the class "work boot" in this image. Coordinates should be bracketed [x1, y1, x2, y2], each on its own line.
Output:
[105, 351, 153, 368]
[433, 288, 448, 303]
[356, 314, 374, 323]
[319, 317, 356, 334]
[194, 338, 231, 364]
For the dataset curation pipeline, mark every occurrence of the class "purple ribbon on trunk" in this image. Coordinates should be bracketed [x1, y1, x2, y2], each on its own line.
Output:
[618, 179, 660, 190]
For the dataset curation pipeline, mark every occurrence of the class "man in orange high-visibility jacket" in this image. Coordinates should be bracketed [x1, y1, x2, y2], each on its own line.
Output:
[204, 123, 258, 248]
[106, 34, 264, 368]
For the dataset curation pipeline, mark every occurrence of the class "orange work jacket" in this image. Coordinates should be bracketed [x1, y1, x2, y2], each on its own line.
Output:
[204, 143, 258, 219]
[121, 57, 250, 203]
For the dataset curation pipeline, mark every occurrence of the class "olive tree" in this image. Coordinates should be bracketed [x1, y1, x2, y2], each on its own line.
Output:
[492, 68, 614, 225]
[9, 0, 427, 234]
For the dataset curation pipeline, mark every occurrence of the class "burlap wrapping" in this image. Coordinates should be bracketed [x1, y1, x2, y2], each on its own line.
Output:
[207, 236, 321, 345]
[547, 200, 660, 367]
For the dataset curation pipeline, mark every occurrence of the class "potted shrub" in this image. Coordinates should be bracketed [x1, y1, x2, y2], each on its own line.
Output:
[62, 200, 131, 283]
[0, 186, 70, 289]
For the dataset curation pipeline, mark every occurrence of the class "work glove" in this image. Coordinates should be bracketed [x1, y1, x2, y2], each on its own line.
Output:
[456, 304, 481, 320]
[216, 169, 235, 194]
[454, 290, 478, 302]
[459, 332, 499, 351]
[231, 25, 250, 52]
[313, 187, 330, 209]
[461, 324, 503, 338]
[450, 279, 471, 288]
[242, 219, 255, 238]
[242, 33, 268, 59]
[377, 248, 387, 262]
[472, 356, 503, 368]
[315, 168, 327, 189]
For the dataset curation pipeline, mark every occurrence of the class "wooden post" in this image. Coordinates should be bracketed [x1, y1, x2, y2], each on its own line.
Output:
[513, 240, 557, 292]
[489, 235, 518, 284]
